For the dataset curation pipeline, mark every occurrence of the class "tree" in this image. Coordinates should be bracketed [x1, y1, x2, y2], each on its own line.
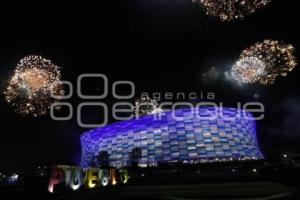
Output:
[98, 151, 110, 168]
[89, 156, 97, 167]
[131, 147, 142, 167]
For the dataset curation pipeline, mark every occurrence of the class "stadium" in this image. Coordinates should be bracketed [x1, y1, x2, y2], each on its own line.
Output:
[80, 107, 264, 168]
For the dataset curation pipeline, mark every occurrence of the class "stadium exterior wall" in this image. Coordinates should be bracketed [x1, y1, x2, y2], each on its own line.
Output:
[80, 107, 264, 168]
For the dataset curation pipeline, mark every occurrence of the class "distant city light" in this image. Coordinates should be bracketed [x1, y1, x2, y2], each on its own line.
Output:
[8, 173, 19, 183]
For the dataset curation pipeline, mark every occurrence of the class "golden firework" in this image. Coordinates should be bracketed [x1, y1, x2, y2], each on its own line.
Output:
[4, 55, 64, 117]
[196, 0, 270, 22]
[232, 40, 297, 85]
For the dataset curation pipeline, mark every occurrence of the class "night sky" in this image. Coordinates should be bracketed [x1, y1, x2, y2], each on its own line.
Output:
[0, 0, 300, 171]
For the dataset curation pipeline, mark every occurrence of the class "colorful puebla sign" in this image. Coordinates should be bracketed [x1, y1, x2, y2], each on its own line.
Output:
[48, 165, 130, 193]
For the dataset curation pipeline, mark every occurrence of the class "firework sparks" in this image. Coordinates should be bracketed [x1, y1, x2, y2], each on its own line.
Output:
[195, 0, 270, 22]
[232, 56, 266, 84]
[232, 40, 297, 85]
[134, 97, 163, 118]
[4, 55, 64, 117]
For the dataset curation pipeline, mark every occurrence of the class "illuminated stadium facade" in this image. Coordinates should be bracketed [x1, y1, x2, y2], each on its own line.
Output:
[80, 107, 264, 168]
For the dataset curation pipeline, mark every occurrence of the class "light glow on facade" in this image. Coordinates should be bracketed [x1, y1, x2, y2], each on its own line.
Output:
[81, 107, 264, 168]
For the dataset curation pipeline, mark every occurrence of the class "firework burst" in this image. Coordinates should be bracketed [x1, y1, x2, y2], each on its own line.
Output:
[195, 0, 270, 22]
[4, 55, 64, 117]
[232, 56, 266, 84]
[134, 97, 163, 118]
[232, 40, 297, 85]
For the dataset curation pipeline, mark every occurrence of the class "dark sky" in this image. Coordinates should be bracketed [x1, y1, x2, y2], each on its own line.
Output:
[0, 0, 300, 171]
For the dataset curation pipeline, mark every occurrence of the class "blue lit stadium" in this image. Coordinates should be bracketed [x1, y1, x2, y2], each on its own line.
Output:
[80, 107, 264, 168]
